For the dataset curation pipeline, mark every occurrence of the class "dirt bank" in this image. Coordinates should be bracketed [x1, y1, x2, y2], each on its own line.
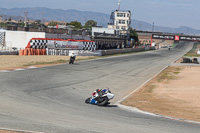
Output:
[122, 66, 200, 122]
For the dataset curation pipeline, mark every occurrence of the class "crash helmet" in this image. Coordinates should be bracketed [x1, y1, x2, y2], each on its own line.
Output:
[96, 89, 101, 92]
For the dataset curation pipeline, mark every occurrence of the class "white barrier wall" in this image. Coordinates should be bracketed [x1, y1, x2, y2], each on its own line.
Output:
[5, 31, 45, 50]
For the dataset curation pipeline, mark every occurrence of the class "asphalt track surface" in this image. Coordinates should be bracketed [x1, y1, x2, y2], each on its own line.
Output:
[0, 42, 200, 133]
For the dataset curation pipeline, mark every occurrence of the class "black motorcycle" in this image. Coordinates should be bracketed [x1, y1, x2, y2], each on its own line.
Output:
[69, 56, 75, 64]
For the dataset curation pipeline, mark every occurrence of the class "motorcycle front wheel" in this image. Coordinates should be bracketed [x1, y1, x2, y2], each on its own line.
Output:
[85, 98, 90, 103]
[97, 97, 109, 106]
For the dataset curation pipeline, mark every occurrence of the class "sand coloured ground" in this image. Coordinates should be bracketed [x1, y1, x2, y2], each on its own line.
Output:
[122, 66, 200, 122]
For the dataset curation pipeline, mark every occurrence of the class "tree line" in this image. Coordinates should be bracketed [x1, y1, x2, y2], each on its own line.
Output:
[0, 18, 138, 44]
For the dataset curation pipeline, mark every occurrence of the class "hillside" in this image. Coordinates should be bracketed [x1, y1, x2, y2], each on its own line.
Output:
[0, 7, 200, 35]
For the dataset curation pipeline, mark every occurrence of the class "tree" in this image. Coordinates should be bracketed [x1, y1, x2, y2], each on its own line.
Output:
[0, 23, 7, 28]
[35, 20, 41, 24]
[70, 21, 82, 29]
[8, 17, 11, 21]
[84, 20, 97, 28]
[47, 21, 58, 26]
[130, 27, 138, 42]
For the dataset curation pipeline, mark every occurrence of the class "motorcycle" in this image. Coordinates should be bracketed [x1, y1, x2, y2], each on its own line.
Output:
[85, 88, 114, 106]
[69, 56, 75, 64]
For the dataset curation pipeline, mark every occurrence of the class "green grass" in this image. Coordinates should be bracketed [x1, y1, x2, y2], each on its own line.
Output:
[172, 43, 178, 48]
[184, 53, 200, 57]
[184, 42, 200, 57]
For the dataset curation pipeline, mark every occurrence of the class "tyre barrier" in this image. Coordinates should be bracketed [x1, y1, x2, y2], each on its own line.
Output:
[193, 58, 199, 64]
[181, 58, 199, 64]
[19, 48, 46, 56]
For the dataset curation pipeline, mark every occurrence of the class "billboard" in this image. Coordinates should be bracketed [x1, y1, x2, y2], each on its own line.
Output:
[152, 34, 174, 40]
[179, 36, 200, 41]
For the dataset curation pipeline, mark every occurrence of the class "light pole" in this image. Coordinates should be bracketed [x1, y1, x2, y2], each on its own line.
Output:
[24, 12, 28, 27]
[152, 22, 154, 32]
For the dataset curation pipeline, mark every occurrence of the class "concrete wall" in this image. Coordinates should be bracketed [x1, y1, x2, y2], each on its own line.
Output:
[101, 47, 155, 56]
[46, 47, 155, 56]
[0, 50, 18, 55]
[5, 31, 45, 50]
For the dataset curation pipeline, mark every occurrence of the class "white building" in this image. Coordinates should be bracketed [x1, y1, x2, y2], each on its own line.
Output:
[107, 10, 131, 35]
[0, 30, 45, 50]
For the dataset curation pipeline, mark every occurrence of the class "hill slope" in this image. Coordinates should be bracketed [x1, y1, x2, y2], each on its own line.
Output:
[0, 7, 200, 35]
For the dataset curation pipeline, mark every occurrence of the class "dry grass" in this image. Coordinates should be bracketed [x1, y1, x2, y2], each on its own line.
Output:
[0, 55, 93, 70]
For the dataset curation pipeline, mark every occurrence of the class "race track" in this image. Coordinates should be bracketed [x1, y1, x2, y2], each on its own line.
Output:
[0, 42, 200, 133]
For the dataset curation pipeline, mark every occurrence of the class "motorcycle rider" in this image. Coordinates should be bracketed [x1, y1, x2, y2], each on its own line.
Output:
[69, 52, 76, 64]
[85, 87, 114, 106]
[168, 45, 171, 51]
[96, 88, 109, 98]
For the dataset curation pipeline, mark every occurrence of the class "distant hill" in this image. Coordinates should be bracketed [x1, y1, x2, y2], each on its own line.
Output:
[0, 7, 200, 35]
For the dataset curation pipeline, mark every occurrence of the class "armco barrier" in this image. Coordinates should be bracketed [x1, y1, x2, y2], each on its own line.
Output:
[0, 50, 18, 55]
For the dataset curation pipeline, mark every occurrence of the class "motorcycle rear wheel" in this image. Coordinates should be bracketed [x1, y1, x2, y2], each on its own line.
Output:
[69, 58, 74, 64]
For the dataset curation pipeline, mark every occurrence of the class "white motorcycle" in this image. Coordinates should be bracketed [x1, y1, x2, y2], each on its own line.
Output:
[85, 88, 114, 106]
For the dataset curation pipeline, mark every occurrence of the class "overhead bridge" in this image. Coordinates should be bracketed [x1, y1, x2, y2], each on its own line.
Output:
[151, 34, 200, 42]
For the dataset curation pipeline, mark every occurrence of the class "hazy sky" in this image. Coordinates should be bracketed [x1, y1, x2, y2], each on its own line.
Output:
[1, 0, 200, 30]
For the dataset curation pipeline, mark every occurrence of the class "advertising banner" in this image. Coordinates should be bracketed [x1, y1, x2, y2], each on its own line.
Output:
[27, 38, 96, 51]
[152, 34, 200, 42]
[152, 34, 174, 40]
[47, 40, 84, 49]
[179, 36, 200, 41]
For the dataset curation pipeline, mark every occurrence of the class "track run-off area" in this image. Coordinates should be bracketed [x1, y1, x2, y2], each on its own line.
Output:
[0, 41, 200, 133]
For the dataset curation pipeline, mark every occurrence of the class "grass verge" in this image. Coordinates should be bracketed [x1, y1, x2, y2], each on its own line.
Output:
[23, 59, 67, 66]
[184, 42, 200, 57]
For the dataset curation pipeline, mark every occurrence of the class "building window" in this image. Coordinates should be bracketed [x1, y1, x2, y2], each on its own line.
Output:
[119, 20, 125, 24]
[117, 13, 125, 17]
[116, 21, 118, 25]
[127, 20, 129, 24]
[121, 26, 126, 30]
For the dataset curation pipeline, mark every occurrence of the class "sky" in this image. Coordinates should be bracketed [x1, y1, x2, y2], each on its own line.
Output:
[0, 0, 200, 30]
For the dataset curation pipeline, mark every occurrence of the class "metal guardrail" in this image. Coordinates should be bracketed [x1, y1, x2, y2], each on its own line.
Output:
[0, 50, 18, 55]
